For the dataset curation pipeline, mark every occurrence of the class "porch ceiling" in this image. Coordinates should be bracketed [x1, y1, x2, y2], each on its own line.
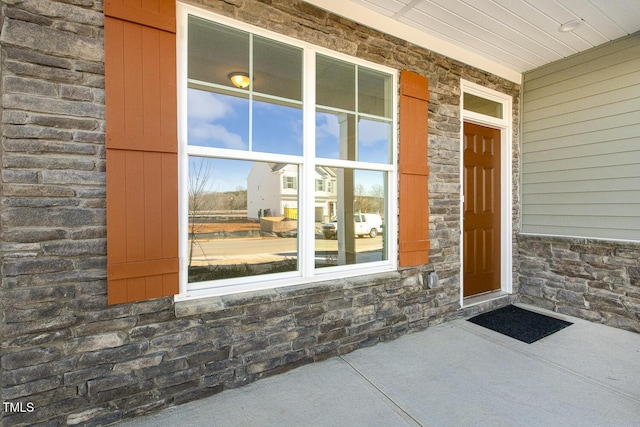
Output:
[305, 0, 640, 82]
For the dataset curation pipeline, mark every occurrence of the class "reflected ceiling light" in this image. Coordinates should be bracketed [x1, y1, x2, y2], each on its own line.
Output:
[228, 72, 250, 89]
[558, 19, 581, 32]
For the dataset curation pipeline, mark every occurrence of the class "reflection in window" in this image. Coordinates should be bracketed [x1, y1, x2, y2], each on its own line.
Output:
[317, 169, 387, 268]
[187, 157, 298, 283]
[187, 88, 249, 149]
[358, 67, 392, 118]
[253, 35, 302, 101]
[283, 175, 297, 190]
[187, 17, 303, 155]
[315, 55, 392, 164]
[253, 97, 302, 155]
[183, 11, 396, 290]
[188, 16, 249, 90]
[316, 55, 355, 111]
[186, 88, 303, 155]
[463, 92, 503, 119]
[316, 112, 391, 164]
[358, 118, 391, 164]
[315, 110, 344, 160]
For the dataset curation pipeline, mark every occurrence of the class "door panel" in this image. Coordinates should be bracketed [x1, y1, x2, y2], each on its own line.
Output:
[463, 122, 501, 297]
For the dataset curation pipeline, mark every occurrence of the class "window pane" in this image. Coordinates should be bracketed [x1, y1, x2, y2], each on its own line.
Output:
[187, 87, 249, 149]
[188, 16, 249, 89]
[188, 157, 299, 283]
[358, 118, 391, 164]
[316, 168, 387, 268]
[316, 54, 355, 111]
[463, 93, 503, 119]
[254, 36, 302, 101]
[316, 112, 390, 163]
[253, 96, 303, 155]
[358, 67, 392, 118]
[315, 110, 356, 161]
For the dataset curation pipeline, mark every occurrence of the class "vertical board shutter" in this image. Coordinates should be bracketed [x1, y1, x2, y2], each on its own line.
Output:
[105, 0, 178, 304]
[399, 70, 430, 266]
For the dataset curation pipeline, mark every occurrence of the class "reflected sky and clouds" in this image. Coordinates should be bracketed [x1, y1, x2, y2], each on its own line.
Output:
[189, 157, 251, 193]
[253, 99, 303, 155]
[315, 112, 340, 159]
[187, 88, 304, 189]
[187, 89, 249, 150]
[188, 88, 391, 161]
[188, 89, 392, 191]
[315, 111, 391, 163]
[187, 89, 304, 155]
[358, 119, 391, 164]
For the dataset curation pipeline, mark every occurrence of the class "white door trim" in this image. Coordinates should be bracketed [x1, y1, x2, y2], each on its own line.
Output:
[459, 80, 513, 307]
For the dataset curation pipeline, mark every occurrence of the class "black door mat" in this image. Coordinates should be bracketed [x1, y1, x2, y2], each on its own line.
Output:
[467, 305, 572, 344]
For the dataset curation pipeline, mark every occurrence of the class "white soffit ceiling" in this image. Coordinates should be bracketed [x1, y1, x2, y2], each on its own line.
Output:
[305, 0, 640, 84]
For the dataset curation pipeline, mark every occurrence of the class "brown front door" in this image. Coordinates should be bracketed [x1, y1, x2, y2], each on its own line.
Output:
[463, 122, 501, 297]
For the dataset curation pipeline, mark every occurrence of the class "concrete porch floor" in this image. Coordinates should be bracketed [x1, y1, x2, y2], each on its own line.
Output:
[117, 304, 640, 426]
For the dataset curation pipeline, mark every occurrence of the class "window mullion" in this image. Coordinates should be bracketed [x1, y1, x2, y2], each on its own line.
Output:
[248, 33, 254, 152]
[354, 65, 359, 162]
[300, 48, 316, 278]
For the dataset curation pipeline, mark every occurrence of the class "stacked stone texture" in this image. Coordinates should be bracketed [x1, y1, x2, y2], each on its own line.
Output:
[0, 0, 520, 425]
[519, 235, 640, 333]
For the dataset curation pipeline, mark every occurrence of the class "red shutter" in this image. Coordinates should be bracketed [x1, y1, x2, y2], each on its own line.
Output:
[399, 70, 430, 267]
[105, 0, 178, 304]
[104, 0, 176, 33]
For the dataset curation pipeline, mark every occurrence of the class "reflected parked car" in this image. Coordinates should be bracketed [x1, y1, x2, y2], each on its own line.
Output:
[322, 213, 383, 239]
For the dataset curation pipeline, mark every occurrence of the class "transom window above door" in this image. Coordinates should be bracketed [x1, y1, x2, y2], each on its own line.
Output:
[463, 92, 503, 119]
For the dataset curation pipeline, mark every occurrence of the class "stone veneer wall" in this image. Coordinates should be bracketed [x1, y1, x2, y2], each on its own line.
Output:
[518, 235, 640, 333]
[0, 1, 520, 425]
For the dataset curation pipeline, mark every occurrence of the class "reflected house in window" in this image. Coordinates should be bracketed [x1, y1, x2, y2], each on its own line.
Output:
[314, 166, 338, 222]
[247, 163, 337, 221]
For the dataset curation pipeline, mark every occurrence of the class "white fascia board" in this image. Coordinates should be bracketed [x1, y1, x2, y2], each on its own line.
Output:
[304, 0, 523, 84]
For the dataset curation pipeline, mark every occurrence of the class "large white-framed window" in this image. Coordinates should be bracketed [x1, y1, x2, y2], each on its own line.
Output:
[177, 4, 398, 299]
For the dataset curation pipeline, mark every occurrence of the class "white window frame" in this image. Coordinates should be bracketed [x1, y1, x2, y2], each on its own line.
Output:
[459, 79, 513, 307]
[176, 4, 398, 300]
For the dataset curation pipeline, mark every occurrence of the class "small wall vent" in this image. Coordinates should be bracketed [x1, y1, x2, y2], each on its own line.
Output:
[427, 271, 438, 289]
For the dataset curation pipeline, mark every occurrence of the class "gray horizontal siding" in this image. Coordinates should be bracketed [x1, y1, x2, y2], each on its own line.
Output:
[522, 33, 640, 241]
[523, 39, 640, 91]
[525, 65, 640, 110]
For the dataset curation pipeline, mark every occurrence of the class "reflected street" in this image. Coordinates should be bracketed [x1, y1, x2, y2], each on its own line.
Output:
[190, 235, 383, 265]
